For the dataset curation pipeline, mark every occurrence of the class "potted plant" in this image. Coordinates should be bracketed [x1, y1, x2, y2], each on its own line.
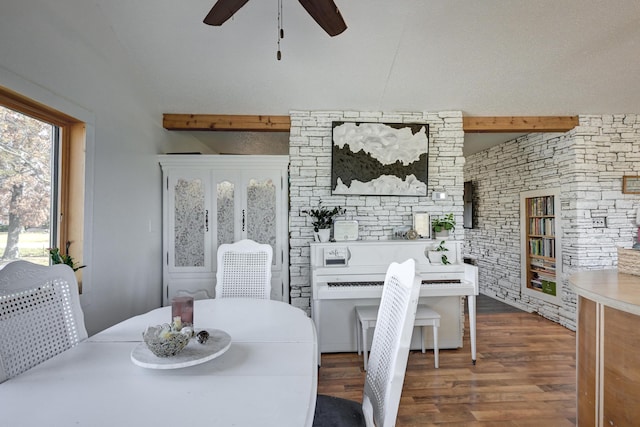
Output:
[302, 202, 346, 242]
[428, 240, 451, 265]
[48, 241, 86, 271]
[432, 213, 455, 238]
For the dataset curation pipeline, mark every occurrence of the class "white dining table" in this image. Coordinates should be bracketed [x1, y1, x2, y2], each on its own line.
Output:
[0, 298, 318, 427]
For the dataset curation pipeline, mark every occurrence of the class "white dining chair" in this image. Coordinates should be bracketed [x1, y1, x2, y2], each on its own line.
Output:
[0, 260, 87, 383]
[215, 239, 273, 299]
[313, 258, 421, 427]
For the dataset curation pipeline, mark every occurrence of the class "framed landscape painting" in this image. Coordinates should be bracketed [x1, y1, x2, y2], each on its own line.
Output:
[331, 121, 429, 196]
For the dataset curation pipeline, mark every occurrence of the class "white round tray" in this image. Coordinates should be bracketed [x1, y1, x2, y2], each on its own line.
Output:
[131, 328, 231, 369]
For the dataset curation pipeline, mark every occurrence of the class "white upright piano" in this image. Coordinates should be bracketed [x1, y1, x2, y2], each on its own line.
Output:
[310, 240, 478, 365]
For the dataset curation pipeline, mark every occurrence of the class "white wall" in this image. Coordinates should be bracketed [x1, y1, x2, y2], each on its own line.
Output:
[464, 115, 640, 330]
[288, 110, 466, 314]
[0, 0, 206, 335]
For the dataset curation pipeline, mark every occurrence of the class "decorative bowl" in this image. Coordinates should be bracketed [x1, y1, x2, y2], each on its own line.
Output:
[142, 324, 191, 357]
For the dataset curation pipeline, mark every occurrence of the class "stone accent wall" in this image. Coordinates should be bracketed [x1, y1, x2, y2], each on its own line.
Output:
[288, 110, 465, 314]
[464, 114, 640, 330]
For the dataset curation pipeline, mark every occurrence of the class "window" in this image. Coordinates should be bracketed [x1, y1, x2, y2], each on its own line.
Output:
[0, 106, 54, 265]
[0, 86, 85, 286]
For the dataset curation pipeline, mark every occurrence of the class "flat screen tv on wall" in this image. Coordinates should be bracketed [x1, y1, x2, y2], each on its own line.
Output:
[331, 121, 429, 196]
[463, 180, 474, 229]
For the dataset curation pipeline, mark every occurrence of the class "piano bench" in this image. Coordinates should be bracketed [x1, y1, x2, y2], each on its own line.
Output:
[355, 305, 440, 371]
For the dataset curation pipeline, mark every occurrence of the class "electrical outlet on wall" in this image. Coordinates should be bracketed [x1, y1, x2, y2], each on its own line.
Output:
[592, 217, 607, 228]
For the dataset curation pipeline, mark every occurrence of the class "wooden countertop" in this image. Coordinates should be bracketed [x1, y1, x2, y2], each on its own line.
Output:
[569, 269, 640, 315]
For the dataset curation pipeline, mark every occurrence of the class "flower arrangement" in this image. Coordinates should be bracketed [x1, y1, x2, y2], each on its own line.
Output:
[302, 202, 346, 232]
[49, 241, 85, 271]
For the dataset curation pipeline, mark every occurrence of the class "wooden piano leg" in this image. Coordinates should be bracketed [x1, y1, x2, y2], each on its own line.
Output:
[468, 295, 477, 364]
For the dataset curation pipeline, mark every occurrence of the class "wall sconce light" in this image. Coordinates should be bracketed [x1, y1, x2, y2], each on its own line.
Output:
[432, 191, 447, 201]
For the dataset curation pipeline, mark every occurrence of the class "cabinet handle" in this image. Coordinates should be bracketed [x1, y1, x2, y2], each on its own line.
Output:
[205, 209, 209, 232]
[242, 209, 246, 232]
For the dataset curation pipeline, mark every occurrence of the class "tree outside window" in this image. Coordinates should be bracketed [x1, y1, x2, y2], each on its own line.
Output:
[0, 106, 54, 267]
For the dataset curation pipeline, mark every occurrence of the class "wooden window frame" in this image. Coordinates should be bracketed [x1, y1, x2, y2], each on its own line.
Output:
[0, 86, 85, 289]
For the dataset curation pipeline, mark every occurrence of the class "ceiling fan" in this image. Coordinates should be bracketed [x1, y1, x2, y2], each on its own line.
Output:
[203, 0, 347, 37]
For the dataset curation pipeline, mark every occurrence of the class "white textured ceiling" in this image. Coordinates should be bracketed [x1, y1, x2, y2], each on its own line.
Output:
[93, 0, 640, 154]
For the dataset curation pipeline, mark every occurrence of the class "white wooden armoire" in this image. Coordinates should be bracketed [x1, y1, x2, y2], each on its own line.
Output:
[159, 155, 289, 304]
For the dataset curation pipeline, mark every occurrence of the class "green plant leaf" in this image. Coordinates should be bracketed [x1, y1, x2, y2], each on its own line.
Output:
[49, 244, 86, 271]
[432, 213, 456, 232]
[302, 202, 346, 230]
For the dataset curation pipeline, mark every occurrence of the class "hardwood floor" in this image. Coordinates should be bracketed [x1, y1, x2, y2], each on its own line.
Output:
[316, 295, 577, 426]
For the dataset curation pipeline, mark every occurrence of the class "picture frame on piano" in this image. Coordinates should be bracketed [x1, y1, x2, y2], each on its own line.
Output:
[413, 212, 431, 239]
[333, 220, 359, 241]
[331, 121, 429, 196]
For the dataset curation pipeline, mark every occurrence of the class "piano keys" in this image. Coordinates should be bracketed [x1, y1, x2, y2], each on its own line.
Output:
[310, 240, 478, 365]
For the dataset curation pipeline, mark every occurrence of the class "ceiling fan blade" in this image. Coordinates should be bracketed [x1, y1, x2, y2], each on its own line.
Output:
[298, 0, 347, 36]
[203, 0, 250, 26]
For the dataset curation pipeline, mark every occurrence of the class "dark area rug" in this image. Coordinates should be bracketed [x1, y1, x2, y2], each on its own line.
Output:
[472, 294, 526, 314]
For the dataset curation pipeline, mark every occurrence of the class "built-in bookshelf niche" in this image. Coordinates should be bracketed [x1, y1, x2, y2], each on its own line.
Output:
[520, 188, 562, 305]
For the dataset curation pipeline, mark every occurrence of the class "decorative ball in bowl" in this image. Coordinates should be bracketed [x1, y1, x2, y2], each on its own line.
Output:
[142, 324, 191, 357]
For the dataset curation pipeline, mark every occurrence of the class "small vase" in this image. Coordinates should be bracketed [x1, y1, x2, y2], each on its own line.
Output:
[315, 228, 331, 243]
[434, 230, 450, 239]
[428, 251, 443, 264]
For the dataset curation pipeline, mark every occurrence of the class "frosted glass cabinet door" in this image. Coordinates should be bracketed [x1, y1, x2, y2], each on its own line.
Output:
[216, 180, 235, 247]
[168, 172, 213, 273]
[246, 177, 277, 253]
[242, 171, 286, 302]
[212, 169, 286, 301]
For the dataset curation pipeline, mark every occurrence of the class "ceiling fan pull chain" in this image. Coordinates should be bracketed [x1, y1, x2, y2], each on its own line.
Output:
[279, 0, 284, 39]
[277, 0, 283, 60]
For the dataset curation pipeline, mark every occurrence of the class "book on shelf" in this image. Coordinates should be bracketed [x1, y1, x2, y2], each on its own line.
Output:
[528, 239, 556, 258]
[540, 279, 556, 296]
[530, 258, 554, 267]
[528, 217, 555, 235]
[529, 277, 556, 296]
[527, 196, 555, 217]
[530, 279, 543, 289]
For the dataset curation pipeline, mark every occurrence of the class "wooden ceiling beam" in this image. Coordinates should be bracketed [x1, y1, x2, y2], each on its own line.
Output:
[163, 114, 290, 132]
[163, 114, 578, 134]
[463, 116, 578, 133]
